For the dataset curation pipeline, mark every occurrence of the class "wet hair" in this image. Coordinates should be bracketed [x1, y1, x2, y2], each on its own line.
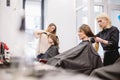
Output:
[79, 24, 95, 37]
[46, 23, 57, 34]
[48, 33, 59, 47]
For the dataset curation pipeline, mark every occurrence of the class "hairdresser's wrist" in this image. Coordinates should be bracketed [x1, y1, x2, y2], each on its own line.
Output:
[100, 39, 108, 44]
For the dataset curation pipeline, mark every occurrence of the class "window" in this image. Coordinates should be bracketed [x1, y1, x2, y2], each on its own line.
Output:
[94, 5, 103, 34]
[76, 7, 88, 28]
[76, 0, 89, 43]
[24, 0, 43, 58]
[108, 0, 120, 4]
[25, 0, 41, 32]
[94, 0, 103, 3]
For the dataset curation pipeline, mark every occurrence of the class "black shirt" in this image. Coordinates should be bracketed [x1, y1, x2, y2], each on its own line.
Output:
[96, 26, 119, 50]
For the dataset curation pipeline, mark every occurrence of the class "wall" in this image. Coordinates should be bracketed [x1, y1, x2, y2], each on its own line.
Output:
[0, 0, 26, 57]
[44, 0, 77, 52]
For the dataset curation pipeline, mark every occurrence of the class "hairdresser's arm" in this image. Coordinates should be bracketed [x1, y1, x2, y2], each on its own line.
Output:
[33, 30, 45, 38]
[95, 37, 108, 45]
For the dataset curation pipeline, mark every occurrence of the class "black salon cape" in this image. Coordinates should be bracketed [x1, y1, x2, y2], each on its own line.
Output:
[47, 41, 103, 75]
[40, 45, 59, 60]
[90, 57, 120, 80]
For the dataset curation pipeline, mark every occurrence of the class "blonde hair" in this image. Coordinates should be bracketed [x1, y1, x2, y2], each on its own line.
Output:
[96, 12, 112, 29]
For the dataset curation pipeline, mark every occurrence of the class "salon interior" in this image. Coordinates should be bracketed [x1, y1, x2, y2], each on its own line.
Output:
[0, 0, 120, 80]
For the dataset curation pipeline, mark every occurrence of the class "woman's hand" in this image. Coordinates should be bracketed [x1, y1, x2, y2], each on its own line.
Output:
[95, 37, 103, 43]
[95, 37, 108, 44]
[34, 30, 45, 38]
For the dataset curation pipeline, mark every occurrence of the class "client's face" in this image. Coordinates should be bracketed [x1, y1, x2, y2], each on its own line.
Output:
[78, 30, 87, 40]
[48, 37, 54, 45]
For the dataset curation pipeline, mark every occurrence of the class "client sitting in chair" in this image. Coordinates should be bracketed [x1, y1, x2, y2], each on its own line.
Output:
[47, 24, 103, 75]
[38, 33, 59, 63]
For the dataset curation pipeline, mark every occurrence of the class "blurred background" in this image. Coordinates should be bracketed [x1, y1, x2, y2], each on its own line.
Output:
[0, 0, 120, 79]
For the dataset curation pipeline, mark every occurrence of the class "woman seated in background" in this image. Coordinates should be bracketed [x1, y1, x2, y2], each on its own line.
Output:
[38, 33, 59, 63]
[47, 24, 103, 75]
[34, 23, 59, 60]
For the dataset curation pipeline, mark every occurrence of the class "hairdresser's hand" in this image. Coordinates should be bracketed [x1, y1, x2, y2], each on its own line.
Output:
[95, 37, 103, 43]
[95, 37, 108, 44]
[34, 30, 45, 38]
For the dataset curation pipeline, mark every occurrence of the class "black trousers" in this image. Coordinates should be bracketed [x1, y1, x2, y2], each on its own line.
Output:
[103, 50, 120, 66]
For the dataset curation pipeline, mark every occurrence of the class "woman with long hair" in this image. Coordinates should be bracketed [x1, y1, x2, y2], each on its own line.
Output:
[95, 13, 120, 66]
[38, 33, 59, 63]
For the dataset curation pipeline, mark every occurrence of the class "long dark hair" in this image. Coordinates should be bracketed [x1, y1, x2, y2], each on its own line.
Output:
[79, 24, 95, 37]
